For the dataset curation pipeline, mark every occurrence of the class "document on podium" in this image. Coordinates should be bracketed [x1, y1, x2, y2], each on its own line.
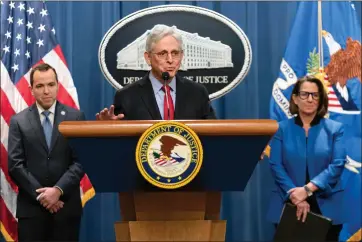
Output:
[274, 202, 332, 242]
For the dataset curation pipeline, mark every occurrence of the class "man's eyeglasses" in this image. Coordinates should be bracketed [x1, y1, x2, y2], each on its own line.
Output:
[151, 50, 183, 60]
[298, 91, 320, 100]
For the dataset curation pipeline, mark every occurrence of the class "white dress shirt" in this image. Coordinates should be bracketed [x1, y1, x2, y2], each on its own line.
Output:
[149, 72, 176, 119]
[36, 101, 56, 126]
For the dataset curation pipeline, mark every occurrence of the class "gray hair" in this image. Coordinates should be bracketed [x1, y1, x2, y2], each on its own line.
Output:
[145, 24, 183, 52]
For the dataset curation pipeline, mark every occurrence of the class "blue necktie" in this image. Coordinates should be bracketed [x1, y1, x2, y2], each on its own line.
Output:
[42, 110, 52, 149]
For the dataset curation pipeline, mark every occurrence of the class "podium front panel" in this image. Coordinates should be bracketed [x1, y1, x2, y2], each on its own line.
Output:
[69, 135, 269, 192]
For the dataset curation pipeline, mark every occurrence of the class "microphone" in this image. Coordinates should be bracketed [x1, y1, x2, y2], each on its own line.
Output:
[162, 72, 170, 120]
[162, 72, 170, 82]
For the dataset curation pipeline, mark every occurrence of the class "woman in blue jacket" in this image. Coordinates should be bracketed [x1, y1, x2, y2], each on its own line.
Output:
[267, 76, 346, 241]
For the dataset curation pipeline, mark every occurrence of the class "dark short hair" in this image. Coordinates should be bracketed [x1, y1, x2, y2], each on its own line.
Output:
[30, 63, 58, 86]
[289, 75, 328, 117]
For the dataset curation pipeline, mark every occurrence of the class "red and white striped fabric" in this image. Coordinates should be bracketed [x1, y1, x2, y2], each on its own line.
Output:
[154, 152, 181, 167]
[324, 75, 342, 112]
[1, 48, 96, 242]
[327, 85, 344, 112]
[1, 2, 95, 241]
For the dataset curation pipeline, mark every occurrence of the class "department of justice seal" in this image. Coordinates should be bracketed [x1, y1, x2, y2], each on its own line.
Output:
[136, 121, 203, 189]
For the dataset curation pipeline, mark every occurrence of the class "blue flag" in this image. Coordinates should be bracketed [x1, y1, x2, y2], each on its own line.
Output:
[269, 2, 361, 241]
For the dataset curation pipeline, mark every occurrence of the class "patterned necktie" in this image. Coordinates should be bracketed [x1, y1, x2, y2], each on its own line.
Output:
[161, 85, 174, 120]
[42, 110, 52, 148]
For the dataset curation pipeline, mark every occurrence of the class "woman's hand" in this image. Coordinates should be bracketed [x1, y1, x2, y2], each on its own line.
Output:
[288, 187, 308, 204]
[296, 200, 310, 222]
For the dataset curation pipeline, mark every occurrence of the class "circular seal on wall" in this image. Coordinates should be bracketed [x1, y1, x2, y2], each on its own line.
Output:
[99, 4, 252, 100]
[135, 121, 203, 189]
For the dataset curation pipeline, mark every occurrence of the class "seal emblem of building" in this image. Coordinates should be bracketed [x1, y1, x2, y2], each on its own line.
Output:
[99, 4, 252, 100]
[136, 122, 203, 189]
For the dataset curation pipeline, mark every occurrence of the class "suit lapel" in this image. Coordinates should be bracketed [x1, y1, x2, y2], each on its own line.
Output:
[174, 76, 187, 119]
[28, 104, 48, 152]
[293, 120, 307, 165]
[49, 102, 67, 153]
[139, 75, 162, 120]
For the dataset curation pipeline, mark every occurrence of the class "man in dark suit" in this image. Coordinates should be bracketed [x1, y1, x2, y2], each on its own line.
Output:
[7, 63, 85, 241]
[96, 24, 216, 120]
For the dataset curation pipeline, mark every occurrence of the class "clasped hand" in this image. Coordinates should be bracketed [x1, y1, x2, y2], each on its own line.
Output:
[96, 105, 124, 120]
[288, 187, 308, 205]
[36, 187, 63, 214]
[295, 200, 310, 222]
[288, 187, 309, 222]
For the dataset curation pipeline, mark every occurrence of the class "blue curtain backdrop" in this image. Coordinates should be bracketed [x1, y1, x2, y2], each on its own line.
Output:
[1, 2, 360, 242]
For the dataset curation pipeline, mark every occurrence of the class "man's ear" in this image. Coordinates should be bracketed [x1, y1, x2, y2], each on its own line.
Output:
[144, 52, 151, 65]
[29, 85, 34, 96]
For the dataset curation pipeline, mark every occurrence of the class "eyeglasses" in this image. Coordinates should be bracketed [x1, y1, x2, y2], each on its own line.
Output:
[151, 50, 183, 60]
[298, 91, 320, 100]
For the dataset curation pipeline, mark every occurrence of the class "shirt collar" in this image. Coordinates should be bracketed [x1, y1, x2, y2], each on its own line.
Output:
[149, 72, 176, 93]
[36, 100, 56, 116]
[294, 114, 322, 127]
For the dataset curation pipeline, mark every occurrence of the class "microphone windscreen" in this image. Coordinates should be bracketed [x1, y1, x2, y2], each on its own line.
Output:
[162, 72, 170, 81]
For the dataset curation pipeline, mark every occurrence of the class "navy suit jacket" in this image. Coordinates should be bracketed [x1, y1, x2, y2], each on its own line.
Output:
[267, 116, 347, 225]
[8, 101, 85, 218]
[113, 73, 216, 120]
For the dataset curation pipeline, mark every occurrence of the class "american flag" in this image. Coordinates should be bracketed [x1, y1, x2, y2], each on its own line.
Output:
[1, 1, 95, 241]
[154, 152, 185, 167]
[324, 75, 343, 113]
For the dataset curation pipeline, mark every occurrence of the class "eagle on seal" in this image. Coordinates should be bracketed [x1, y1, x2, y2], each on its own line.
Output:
[159, 135, 186, 158]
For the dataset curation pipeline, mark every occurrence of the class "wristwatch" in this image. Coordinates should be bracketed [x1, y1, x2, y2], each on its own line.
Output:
[303, 185, 313, 197]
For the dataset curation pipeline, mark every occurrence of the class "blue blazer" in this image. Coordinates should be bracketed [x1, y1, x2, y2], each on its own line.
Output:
[267, 117, 347, 225]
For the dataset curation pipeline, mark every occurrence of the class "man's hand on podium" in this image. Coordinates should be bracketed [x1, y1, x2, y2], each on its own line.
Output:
[96, 105, 124, 120]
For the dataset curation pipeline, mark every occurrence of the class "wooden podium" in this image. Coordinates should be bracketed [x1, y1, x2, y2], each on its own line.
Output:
[59, 120, 278, 241]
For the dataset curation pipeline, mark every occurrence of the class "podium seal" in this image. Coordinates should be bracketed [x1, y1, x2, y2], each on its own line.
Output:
[136, 121, 203, 189]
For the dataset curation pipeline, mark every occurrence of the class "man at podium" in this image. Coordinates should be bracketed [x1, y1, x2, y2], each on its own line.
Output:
[96, 24, 216, 121]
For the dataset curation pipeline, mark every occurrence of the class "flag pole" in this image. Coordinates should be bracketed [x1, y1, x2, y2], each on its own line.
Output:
[318, 0, 324, 69]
